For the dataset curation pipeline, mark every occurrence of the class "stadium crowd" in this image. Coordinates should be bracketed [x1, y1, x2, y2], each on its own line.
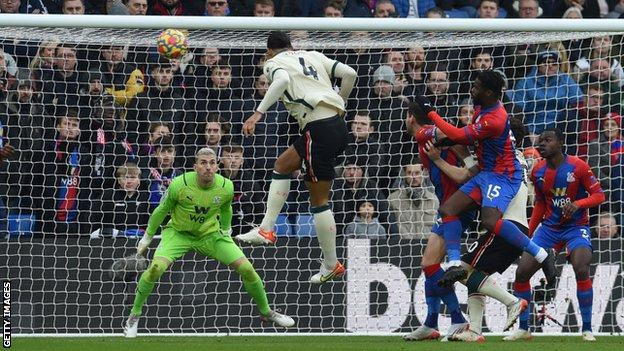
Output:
[0, 0, 622, 240]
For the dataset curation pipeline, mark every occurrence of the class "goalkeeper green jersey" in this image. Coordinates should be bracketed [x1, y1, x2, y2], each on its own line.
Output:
[146, 172, 234, 238]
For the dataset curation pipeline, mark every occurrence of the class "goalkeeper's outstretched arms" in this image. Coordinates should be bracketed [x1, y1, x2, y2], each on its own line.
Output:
[137, 186, 177, 256]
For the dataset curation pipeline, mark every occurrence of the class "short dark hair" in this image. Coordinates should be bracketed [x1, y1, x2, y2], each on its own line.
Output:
[541, 127, 565, 143]
[509, 116, 527, 145]
[408, 101, 432, 126]
[479, 0, 499, 7]
[476, 70, 505, 98]
[267, 31, 291, 50]
[154, 135, 175, 151]
[222, 144, 244, 155]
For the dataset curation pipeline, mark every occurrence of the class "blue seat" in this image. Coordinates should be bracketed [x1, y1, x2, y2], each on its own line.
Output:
[275, 214, 292, 236]
[293, 215, 316, 237]
[8, 213, 36, 237]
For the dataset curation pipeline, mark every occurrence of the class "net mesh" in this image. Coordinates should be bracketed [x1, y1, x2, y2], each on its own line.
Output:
[1, 26, 623, 334]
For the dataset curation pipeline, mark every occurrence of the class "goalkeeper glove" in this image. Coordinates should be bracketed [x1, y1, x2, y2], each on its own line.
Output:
[136, 234, 153, 257]
[413, 95, 435, 114]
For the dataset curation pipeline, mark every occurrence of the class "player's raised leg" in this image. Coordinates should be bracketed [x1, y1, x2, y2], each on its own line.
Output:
[124, 256, 171, 338]
[236, 146, 301, 245]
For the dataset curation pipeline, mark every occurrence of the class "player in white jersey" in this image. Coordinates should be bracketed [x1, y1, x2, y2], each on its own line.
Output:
[236, 31, 357, 284]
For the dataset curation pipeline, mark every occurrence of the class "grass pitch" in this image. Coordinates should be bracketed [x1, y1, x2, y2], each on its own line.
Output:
[11, 335, 624, 351]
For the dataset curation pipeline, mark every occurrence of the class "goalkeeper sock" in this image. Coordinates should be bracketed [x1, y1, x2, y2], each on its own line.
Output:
[425, 263, 466, 325]
[493, 219, 545, 262]
[130, 261, 167, 316]
[260, 172, 290, 232]
[514, 281, 532, 331]
[576, 279, 593, 332]
[312, 205, 338, 268]
[239, 261, 271, 316]
[423, 264, 442, 329]
[441, 216, 462, 265]
[467, 294, 486, 334]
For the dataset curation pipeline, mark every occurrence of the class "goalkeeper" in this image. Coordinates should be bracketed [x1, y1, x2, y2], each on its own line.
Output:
[123, 147, 294, 338]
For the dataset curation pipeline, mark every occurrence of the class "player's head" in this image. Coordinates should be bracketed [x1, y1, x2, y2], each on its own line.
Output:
[509, 116, 527, 148]
[537, 127, 564, 159]
[406, 101, 432, 135]
[116, 162, 141, 192]
[471, 70, 505, 105]
[195, 147, 219, 185]
[266, 31, 292, 58]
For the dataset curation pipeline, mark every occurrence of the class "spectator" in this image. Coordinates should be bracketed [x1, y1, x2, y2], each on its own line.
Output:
[186, 47, 221, 99]
[0, 47, 17, 102]
[607, 0, 624, 18]
[40, 44, 86, 115]
[425, 6, 446, 17]
[560, 84, 616, 157]
[384, 49, 407, 96]
[139, 122, 171, 157]
[403, 45, 427, 98]
[457, 97, 474, 126]
[35, 111, 89, 235]
[587, 113, 623, 204]
[323, 0, 343, 16]
[344, 200, 388, 237]
[574, 35, 624, 88]
[253, 0, 273, 16]
[332, 161, 398, 235]
[507, 50, 583, 135]
[477, 0, 499, 18]
[61, 0, 84, 14]
[88, 161, 149, 238]
[205, 0, 229, 15]
[184, 113, 231, 167]
[553, 0, 603, 18]
[0, 141, 14, 237]
[125, 58, 186, 145]
[563, 5, 583, 18]
[97, 45, 145, 106]
[149, 0, 198, 15]
[392, 0, 437, 17]
[219, 144, 264, 236]
[208, 59, 243, 99]
[511, 0, 542, 18]
[593, 212, 620, 239]
[425, 69, 459, 121]
[83, 95, 139, 198]
[458, 48, 494, 97]
[342, 111, 389, 183]
[123, 0, 148, 14]
[374, 0, 396, 17]
[0, 0, 47, 13]
[29, 39, 59, 92]
[143, 135, 182, 210]
[331, 0, 373, 17]
[388, 161, 438, 239]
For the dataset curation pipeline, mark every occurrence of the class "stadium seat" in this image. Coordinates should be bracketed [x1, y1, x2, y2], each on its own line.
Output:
[7, 213, 36, 237]
[275, 214, 292, 236]
[293, 215, 317, 237]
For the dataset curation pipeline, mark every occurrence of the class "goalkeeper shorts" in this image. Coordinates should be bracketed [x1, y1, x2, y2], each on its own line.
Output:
[154, 227, 245, 265]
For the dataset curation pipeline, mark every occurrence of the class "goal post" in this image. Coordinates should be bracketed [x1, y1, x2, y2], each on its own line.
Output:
[0, 16, 623, 336]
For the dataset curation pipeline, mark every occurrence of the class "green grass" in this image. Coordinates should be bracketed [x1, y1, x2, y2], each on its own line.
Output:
[10, 336, 624, 351]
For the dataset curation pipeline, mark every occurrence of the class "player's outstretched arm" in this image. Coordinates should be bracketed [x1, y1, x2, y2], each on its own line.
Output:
[139, 186, 177, 256]
[333, 62, 357, 101]
[413, 96, 473, 145]
[244, 69, 290, 136]
[423, 140, 473, 184]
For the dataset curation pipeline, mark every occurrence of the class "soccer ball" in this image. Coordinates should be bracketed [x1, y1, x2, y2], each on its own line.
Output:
[157, 29, 189, 59]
